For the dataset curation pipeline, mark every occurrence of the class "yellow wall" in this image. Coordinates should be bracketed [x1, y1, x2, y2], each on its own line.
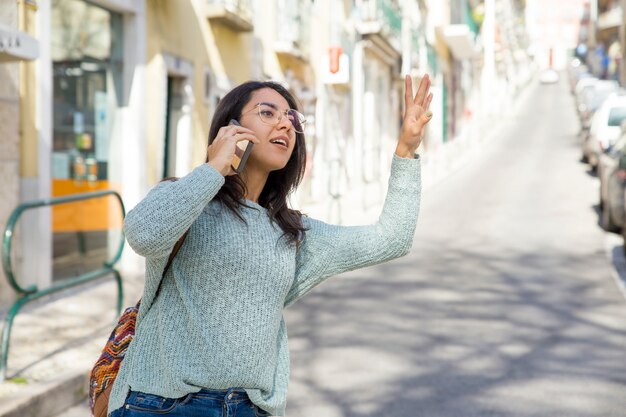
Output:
[145, 0, 255, 182]
[210, 24, 254, 83]
[19, 0, 39, 178]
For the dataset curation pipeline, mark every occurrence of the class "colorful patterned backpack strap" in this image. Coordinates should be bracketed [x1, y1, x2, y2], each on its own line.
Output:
[89, 301, 140, 416]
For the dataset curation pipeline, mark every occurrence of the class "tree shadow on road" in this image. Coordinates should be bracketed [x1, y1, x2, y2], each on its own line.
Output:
[284, 239, 626, 417]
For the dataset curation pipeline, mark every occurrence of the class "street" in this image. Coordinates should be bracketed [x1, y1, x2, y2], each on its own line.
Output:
[283, 77, 626, 417]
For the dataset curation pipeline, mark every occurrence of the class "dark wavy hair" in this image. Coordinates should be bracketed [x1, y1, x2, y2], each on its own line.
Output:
[207, 81, 307, 247]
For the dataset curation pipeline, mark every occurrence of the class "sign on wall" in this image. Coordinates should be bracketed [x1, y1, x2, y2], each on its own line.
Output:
[0, 24, 39, 62]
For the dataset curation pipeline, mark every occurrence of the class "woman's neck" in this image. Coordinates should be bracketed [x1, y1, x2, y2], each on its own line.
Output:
[240, 166, 268, 203]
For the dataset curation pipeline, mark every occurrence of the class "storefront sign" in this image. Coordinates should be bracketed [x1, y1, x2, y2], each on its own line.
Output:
[321, 52, 350, 85]
[0, 24, 39, 62]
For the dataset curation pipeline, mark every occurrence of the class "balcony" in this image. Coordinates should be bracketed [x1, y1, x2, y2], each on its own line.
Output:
[355, 0, 402, 56]
[274, 0, 310, 60]
[205, 0, 253, 32]
[598, 0, 619, 13]
[597, 5, 622, 31]
[440, 24, 479, 60]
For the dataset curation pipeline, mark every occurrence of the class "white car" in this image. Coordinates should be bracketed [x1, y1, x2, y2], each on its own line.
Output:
[583, 92, 626, 169]
[575, 77, 599, 106]
[578, 80, 620, 129]
[539, 69, 559, 84]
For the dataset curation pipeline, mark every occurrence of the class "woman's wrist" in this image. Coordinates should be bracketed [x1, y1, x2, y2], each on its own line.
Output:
[394, 142, 417, 159]
[207, 160, 228, 176]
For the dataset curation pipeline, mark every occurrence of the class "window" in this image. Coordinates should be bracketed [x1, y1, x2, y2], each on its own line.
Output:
[50, 0, 124, 281]
[608, 107, 626, 127]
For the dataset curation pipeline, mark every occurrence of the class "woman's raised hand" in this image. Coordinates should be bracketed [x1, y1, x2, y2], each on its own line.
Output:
[207, 124, 259, 176]
[397, 74, 433, 158]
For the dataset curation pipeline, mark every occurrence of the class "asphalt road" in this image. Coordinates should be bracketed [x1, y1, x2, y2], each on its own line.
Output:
[283, 78, 626, 417]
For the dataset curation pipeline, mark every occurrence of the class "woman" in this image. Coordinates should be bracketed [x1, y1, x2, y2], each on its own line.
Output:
[108, 74, 433, 417]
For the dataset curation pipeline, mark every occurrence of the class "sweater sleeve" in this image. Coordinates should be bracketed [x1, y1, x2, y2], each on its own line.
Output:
[284, 154, 421, 307]
[123, 163, 225, 259]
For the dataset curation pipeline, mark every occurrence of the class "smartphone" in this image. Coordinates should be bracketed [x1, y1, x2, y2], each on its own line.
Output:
[229, 119, 254, 174]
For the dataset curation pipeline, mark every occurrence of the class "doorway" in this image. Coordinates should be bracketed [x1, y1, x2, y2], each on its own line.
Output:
[163, 76, 185, 179]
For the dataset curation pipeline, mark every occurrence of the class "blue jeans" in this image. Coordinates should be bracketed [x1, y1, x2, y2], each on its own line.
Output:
[109, 388, 271, 417]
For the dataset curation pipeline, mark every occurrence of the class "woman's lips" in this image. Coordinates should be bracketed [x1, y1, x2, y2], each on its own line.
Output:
[269, 138, 289, 149]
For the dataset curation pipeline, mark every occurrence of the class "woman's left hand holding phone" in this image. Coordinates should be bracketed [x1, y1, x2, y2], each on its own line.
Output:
[207, 124, 259, 176]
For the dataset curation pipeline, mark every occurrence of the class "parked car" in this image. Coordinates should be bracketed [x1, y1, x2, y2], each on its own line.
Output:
[575, 77, 599, 107]
[598, 130, 626, 232]
[569, 61, 592, 93]
[539, 68, 559, 84]
[578, 80, 620, 130]
[582, 92, 626, 169]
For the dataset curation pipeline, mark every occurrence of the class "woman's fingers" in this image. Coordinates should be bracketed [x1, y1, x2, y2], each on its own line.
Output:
[405, 74, 432, 117]
[215, 125, 255, 141]
[404, 74, 414, 112]
[425, 92, 433, 109]
[414, 74, 430, 106]
[233, 133, 259, 144]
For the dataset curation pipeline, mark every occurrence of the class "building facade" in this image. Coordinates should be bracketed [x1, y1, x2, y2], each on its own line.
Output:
[0, 0, 39, 308]
[526, 0, 587, 70]
[0, 0, 147, 312]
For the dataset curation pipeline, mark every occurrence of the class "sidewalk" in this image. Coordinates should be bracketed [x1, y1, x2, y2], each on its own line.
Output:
[0, 273, 144, 417]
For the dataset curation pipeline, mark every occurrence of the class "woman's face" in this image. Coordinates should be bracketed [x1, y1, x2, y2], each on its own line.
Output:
[238, 88, 297, 173]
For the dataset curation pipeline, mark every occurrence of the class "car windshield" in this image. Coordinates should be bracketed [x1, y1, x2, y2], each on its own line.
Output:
[591, 94, 608, 109]
[608, 107, 626, 126]
[590, 87, 619, 110]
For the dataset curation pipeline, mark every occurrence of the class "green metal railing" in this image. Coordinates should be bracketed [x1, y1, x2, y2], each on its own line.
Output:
[0, 190, 125, 382]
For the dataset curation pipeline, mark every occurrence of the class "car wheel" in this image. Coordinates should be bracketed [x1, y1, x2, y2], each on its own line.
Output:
[602, 200, 621, 232]
[599, 190, 604, 210]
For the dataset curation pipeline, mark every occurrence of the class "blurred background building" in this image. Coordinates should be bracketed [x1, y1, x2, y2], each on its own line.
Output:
[0, 0, 537, 312]
[526, 0, 587, 70]
[574, 0, 626, 84]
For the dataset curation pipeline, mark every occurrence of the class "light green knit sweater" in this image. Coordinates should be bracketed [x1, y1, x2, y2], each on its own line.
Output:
[108, 154, 421, 416]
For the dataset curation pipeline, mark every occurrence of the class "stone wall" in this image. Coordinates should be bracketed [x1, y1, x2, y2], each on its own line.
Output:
[0, 1, 20, 310]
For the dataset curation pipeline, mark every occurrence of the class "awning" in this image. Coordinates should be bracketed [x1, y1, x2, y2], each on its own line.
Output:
[440, 24, 479, 60]
[0, 24, 39, 62]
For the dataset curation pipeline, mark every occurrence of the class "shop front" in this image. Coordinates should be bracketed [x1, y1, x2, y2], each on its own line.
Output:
[50, 0, 126, 280]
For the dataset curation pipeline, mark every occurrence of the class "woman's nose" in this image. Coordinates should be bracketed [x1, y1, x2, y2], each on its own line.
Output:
[276, 114, 292, 131]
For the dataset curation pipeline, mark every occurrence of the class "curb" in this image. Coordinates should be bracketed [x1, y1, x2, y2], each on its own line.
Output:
[0, 371, 87, 417]
[0, 273, 144, 417]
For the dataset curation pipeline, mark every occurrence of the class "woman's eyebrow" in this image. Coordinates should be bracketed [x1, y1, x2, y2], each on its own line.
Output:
[259, 102, 280, 110]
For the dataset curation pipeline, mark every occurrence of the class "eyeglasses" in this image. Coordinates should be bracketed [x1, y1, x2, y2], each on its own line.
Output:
[242, 102, 307, 133]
